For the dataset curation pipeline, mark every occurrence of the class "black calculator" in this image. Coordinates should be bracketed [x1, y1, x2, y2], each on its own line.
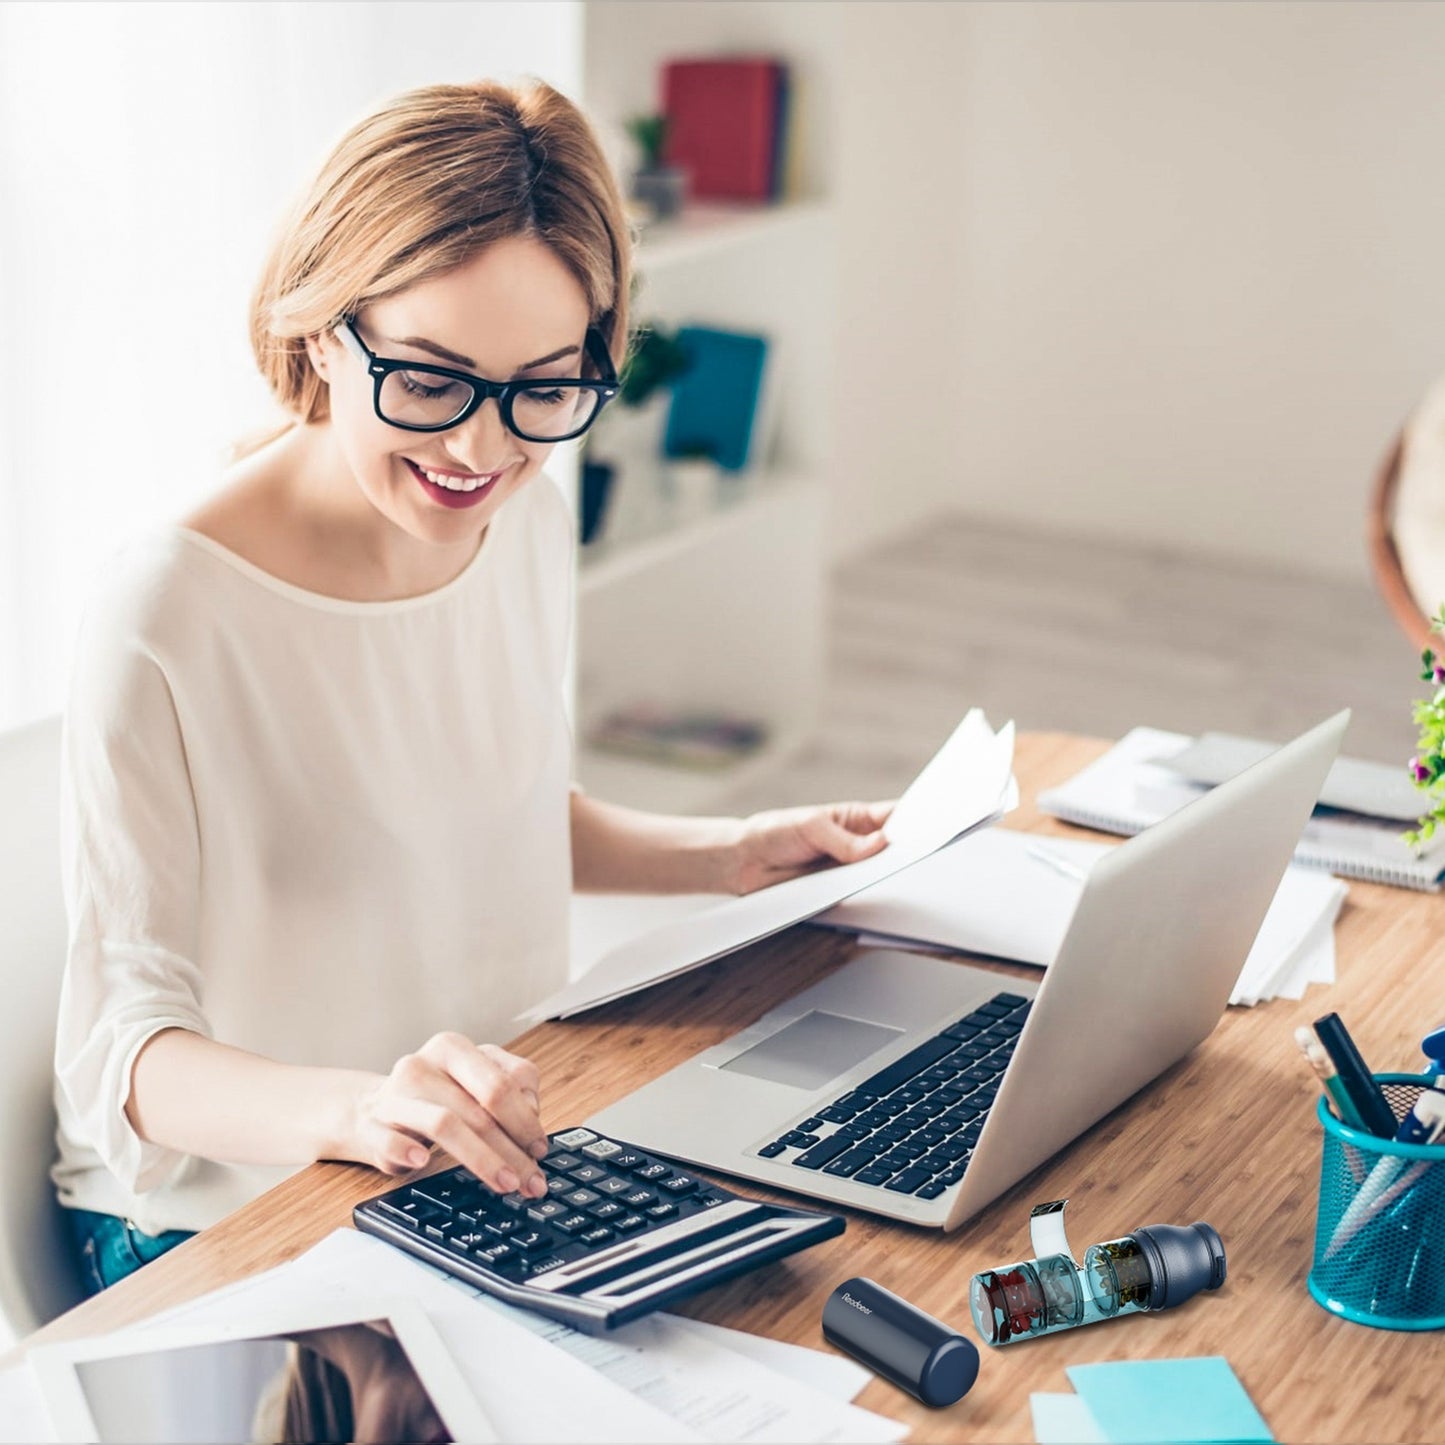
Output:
[353, 1126, 844, 1333]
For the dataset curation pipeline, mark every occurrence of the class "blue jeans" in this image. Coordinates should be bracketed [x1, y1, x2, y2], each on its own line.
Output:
[64, 1206, 195, 1297]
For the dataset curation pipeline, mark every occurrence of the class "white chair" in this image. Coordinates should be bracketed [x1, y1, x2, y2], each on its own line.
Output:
[0, 716, 84, 1342]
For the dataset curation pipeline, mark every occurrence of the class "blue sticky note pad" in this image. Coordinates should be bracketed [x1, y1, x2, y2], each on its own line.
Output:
[1066, 1358, 1273, 1444]
[1031, 1393, 1106, 1444]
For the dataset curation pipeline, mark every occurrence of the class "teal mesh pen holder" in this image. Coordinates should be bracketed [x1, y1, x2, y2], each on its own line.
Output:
[1309, 1073, 1445, 1330]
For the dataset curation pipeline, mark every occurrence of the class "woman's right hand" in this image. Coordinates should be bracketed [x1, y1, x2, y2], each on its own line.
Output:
[348, 1032, 550, 1198]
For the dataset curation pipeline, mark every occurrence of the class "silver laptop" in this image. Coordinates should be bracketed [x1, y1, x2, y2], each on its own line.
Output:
[589, 710, 1349, 1230]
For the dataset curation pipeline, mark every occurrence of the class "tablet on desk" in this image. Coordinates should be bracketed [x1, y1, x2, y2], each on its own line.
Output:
[26, 1294, 492, 1444]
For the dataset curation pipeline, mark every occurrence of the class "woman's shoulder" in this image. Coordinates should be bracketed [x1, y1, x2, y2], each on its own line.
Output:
[89, 527, 215, 621]
[67, 528, 224, 721]
[85, 453, 286, 651]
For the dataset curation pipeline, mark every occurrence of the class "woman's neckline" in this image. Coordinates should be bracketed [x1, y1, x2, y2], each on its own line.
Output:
[170, 518, 497, 615]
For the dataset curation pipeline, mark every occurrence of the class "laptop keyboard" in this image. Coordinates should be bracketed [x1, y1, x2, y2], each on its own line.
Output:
[354, 1127, 843, 1332]
[754, 990, 1032, 1200]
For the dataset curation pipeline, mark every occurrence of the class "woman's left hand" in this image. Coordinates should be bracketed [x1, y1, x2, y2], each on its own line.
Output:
[730, 800, 894, 894]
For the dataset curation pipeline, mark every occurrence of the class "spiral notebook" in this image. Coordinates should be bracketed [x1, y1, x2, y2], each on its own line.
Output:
[1037, 727, 1445, 891]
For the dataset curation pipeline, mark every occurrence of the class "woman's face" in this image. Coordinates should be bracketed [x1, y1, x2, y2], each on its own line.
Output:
[306, 234, 593, 547]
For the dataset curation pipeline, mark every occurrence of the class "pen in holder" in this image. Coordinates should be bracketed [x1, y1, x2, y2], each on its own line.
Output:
[1309, 1073, 1445, 1330]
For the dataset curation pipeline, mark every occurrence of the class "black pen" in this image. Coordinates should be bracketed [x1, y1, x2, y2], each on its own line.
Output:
[1312, 1013, 1397, 1138]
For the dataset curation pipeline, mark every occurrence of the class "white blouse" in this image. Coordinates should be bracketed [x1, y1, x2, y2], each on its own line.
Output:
[51, 475, 576, 1235]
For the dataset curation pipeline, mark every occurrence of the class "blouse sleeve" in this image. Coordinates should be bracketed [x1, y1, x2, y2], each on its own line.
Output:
[54, 597, 214, 1197]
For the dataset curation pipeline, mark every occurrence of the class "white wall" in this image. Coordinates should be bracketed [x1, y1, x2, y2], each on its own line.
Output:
[587, 1, 1445, 582]
[949, 1, 1445, 582]
[0, 1, 583, 728]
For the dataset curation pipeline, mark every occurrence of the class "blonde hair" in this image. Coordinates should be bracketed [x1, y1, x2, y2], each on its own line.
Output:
[240, 78, 633, 456]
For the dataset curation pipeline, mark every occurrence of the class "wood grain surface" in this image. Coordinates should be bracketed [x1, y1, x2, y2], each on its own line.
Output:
[16, 733, 1441, 1442]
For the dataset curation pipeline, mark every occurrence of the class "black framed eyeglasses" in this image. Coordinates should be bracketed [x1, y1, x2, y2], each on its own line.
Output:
[334, 318, 619, 442]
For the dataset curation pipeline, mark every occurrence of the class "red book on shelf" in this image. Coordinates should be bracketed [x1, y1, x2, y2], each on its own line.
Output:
[661, 57, 786, 202]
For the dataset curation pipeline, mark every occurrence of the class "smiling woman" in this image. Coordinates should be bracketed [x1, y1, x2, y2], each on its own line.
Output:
[47, 71, 894, 1299]
[51, 79, 635, 1278]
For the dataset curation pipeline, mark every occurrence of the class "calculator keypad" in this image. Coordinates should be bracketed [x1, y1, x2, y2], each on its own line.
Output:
[365, 1129, 736, 1284]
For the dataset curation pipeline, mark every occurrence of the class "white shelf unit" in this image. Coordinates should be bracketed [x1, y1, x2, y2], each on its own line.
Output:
[573, 201, 837, 814]
[631, 199, 834, 271]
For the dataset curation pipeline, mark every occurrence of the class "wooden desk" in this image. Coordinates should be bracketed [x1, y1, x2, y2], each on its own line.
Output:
[17, 733, 1441, 1442]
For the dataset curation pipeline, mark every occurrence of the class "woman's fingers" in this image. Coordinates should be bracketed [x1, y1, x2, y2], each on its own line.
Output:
[836, 821, 888, 862]
[478, 1043, 544, 1132]
[423, 1035, 548, 1161]
[806, 808, 889, 864]
[732, 797, 903, 894]
[366, 1126, 432, 1177]
[854, 799, 896, 831]
[365, 1034, 551, 1195]
[376, 1089, 546, 1197]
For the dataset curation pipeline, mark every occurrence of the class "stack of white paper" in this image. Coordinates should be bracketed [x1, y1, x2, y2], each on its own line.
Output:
[124, 1229, 907, 1444]
[812, 827, 1345, 1007]
[532, 709, 1018, 1021]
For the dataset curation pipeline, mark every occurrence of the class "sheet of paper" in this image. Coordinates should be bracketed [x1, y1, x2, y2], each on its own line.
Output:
[530, 1308, 907, 1444]
[813, 827, 1345, 1006]
[570, 892, 727, 981]
[1306, 927, 1336, 983]
[1248, 912, 1336, 1004]
[1030, 1391, 1105, 1444]
[138, 1241, 875, 1411]
[338, 1232, 906, 1444]
[674, 1318, 872, 1403]
[814, 828, 1098, 965]
[526, 710, 1017, 1020]
[0, 1364, 55, 1445]
[1231, 870, 1344, 1006]
[1065, 1357, 1274, 1444]
[134, 1232, 693, 1444]
[168, 1230, 905, 1444]
[143, 1242, 867, 1421]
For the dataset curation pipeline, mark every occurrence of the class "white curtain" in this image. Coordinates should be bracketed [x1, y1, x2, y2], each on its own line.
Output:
[0, 0, 582, 729]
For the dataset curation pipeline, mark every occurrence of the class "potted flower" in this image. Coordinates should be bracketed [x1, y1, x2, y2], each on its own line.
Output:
[626, 113, 687, 221]
[1404, 603, 1445, 849]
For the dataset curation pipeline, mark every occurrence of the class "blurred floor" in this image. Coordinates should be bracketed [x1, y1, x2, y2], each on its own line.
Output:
[715, 511, 1428, 813]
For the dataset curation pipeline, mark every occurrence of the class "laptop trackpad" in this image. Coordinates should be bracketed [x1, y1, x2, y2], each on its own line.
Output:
[718, 1011, 903, 1091]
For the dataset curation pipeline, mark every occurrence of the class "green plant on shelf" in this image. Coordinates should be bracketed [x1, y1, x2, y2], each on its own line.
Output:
[625, 114, 669, 171]
[617, 321, 692, 408]
[624, 114, 687, 220]
[1404, 601, 1445, 848]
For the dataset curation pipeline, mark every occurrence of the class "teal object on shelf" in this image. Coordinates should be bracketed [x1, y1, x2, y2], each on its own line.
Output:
[1308, 1073, 1445, 1330]
[663, 326, 768, 471]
